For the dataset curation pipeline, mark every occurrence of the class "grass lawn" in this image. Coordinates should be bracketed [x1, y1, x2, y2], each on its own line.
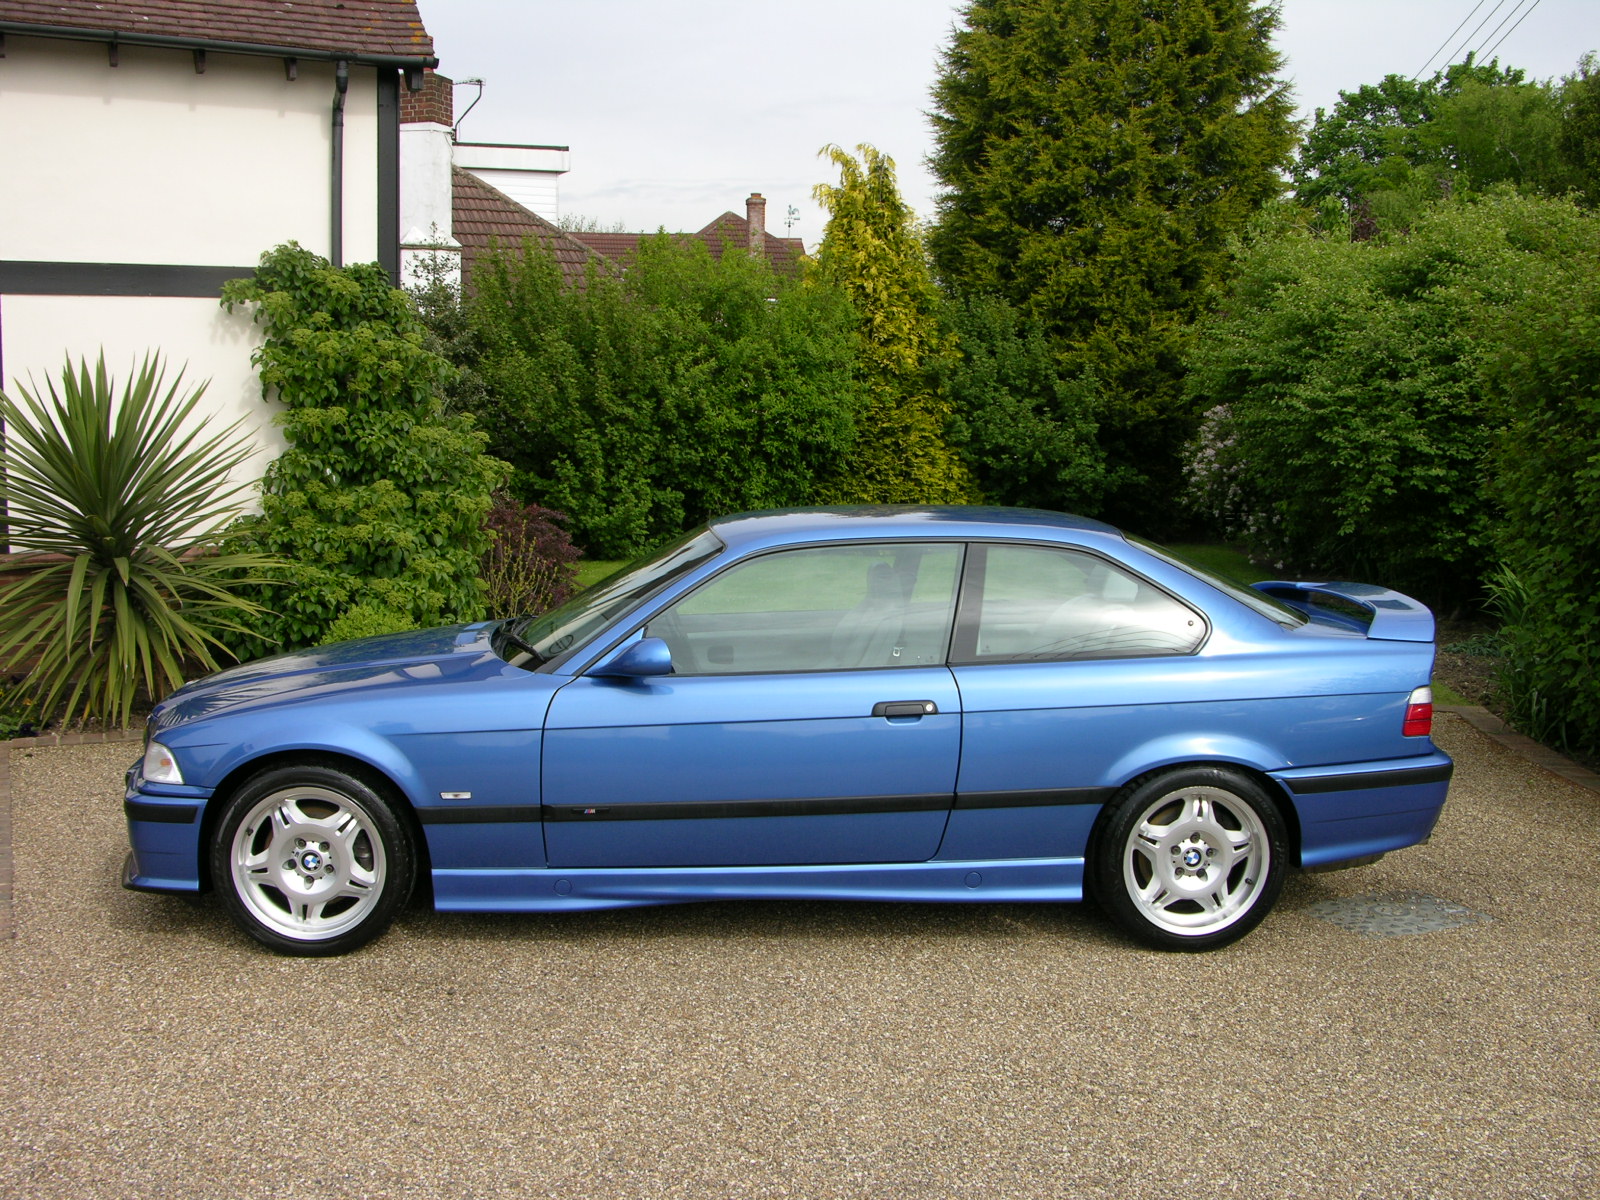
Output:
[574, 559, 625, 589]
[1164, 542, 1271, 584]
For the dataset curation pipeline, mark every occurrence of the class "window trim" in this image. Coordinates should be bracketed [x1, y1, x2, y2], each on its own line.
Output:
[622, 538, 968, 679]
[948, 540, 1211, 666]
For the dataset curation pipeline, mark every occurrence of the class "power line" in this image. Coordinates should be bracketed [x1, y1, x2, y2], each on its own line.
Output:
[1480, 0, 1545, 64]
[1447, 0, 1516, 68]
[1416, 0, 1490, 79]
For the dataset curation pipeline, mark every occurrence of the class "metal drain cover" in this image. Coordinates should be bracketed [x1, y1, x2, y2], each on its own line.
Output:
[1305, 891, 1490, 937]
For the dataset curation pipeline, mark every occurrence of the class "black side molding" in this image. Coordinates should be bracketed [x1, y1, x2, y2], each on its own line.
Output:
[124, 799, 199, 824]
[544, 794, 953, 822]
[416, 805, 542, 825]
[1285, 763, 1454, 795]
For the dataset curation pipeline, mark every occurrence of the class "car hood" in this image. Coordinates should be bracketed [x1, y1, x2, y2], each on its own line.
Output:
[151, 623, 503, 730]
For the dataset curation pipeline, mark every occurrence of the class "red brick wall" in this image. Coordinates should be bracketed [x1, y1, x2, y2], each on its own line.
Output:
[401, 70, 454, 126]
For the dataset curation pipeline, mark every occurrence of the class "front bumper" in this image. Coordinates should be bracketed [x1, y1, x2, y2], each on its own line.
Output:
[121, 762, 209, 894]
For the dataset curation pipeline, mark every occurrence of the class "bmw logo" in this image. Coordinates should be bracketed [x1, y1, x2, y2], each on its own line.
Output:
[1183, 848, 1204, 869]
[300, 850, 324, 872]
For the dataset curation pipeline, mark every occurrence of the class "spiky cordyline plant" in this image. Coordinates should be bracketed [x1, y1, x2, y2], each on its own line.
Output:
[0, 354, 281, 728]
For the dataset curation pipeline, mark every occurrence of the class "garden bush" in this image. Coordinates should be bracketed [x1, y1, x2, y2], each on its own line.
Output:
[479, 495, 580, 620]
[461, 236, 864, 558]
[1185, 192, 1600, 602]
[1484, 258, 1600, 758]
[940, 293, 1104, 514]
[221, 243, 507, 652]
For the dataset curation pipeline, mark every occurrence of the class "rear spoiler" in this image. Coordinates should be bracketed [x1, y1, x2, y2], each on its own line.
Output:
[1252, 581, 1436, 643]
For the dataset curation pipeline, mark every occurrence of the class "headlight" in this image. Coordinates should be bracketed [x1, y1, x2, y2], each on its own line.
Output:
[141, 741, 185, 785]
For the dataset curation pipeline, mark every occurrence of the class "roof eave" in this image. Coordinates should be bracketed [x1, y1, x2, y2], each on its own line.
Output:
[0, 20, 439, 71]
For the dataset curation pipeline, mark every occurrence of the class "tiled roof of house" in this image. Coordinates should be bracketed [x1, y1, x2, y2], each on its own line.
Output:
[0, 0, 435, 61]
[572, 212, 806, 278]
[695, 211, 806, 275]
[453, 167, 610, 289]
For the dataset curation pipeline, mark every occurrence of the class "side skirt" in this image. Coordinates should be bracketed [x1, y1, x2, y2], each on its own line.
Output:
[431, 857, 1087, 913]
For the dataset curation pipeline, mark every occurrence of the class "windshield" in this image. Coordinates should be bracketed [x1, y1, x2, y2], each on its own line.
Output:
[1127, 535, 1308, 629]
[498, 528, 725, 668]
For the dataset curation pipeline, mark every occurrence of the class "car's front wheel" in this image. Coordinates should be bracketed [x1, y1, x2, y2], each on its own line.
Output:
[211, 765, 415, 956]
[1090, 767, 1287, 951]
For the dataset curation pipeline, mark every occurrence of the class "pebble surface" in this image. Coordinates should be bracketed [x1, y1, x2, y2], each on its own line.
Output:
[1, 714, 1595, 1199]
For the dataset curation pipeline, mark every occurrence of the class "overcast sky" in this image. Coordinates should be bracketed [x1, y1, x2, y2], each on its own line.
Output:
[417, 1, 1599, 249]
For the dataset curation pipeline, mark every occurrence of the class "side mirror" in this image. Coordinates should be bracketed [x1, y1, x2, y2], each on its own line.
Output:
[592, 637, 674, 678]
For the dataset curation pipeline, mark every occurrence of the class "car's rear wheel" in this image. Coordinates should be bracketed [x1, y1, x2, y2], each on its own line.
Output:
[1091, 767, 1287, 951]
[211, 765, 415, 956]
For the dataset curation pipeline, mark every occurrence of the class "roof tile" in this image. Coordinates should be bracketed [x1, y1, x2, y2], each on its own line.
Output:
[0, 1, 434, 59]
[452, 167, 610, 289]
[573, 212, 805, 278]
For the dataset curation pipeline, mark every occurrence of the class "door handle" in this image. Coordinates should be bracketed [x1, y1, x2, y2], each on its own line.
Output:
[872, 700, 939, 718]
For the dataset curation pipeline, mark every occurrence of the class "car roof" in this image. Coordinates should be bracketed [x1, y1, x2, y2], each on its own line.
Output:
[706, 506, 1124, 552]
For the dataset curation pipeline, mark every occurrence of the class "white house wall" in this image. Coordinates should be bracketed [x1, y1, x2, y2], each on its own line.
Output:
[0, 294, 285, 510]
[0, 32, 399, 530]
[0, 37, 382, 266]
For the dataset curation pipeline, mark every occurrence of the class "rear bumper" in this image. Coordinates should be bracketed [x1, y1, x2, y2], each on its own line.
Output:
[1272, 753, 1453, 868]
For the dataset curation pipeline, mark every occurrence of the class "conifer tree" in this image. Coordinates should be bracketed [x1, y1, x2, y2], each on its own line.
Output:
[928, 0, 1295, 528]
[812, 144, 975, 504]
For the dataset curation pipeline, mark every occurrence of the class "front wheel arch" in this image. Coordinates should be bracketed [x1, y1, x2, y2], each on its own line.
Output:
[198, 750, 430, 897]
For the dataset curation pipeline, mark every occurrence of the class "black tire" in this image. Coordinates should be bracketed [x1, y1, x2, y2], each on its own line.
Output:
[1089, 766, 1288, 951]
[210, 764, 415, 956]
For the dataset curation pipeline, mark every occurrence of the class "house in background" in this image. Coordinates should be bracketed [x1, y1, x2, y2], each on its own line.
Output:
[400, 70, 803, 292]
[572, 195, 807, 277]
[400, 69, 601, 291]
[0, 0, 437, 511]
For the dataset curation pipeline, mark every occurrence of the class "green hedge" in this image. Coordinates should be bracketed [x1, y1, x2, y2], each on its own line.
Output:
[1485, 258, 1600, 758]
[221, 244, 506, 652]
[1186, 193, 1600, 603]
[464, 236, 864, 558]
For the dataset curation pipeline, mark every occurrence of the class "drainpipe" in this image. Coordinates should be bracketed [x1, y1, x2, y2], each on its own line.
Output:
[331, 59, 349, 267]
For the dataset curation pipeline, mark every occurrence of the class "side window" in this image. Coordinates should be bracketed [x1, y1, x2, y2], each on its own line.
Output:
[955, 544, 1205, 663]
[645, 543, 961, 675]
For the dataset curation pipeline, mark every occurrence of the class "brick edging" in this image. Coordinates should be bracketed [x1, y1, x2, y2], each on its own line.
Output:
[0, 728, 143, 940]
[1438, 705, 1600, 795]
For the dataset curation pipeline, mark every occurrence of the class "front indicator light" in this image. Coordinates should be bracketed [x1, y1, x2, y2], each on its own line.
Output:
[141, 741, 184, 785]
[1403, 686, 1434, 738]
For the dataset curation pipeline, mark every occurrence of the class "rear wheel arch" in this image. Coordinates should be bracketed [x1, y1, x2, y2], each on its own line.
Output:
[1087, 761, 1300, 875]
[1085, 761, 1296, 950]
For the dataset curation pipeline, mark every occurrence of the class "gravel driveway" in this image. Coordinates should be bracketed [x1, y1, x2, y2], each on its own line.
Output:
[2, 714, 1596, 1200]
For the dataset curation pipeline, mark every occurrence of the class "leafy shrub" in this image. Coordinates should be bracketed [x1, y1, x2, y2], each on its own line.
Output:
[0, 355, 279, 727]
[221, 243, 508, 652]
[1185, 192, 1600, 601]
[462, 235, 863, 558]
[0, 675, 43, 740]
[323, 604, 420, 644]
[941, 293, 1104, 513]
[479, 495, 580, 620]
[1484, 256, 1600, 758]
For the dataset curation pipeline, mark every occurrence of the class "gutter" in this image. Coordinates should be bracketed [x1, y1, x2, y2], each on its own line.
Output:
[0, 20, 439, 79]
[331, 59, 348, 267]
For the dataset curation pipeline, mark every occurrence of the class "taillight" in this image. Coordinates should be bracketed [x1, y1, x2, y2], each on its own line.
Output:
[1403, 686, 1433, 738]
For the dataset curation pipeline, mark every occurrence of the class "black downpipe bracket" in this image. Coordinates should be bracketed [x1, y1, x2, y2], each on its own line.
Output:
[331, 59, 348, 267]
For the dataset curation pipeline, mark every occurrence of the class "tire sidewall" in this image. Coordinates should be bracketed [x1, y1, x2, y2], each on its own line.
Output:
[1090, 766, 1288, 951]
[210, 764, 415, 957]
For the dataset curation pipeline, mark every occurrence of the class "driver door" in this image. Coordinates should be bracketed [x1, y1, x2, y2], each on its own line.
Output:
[541, 542, 964, 868]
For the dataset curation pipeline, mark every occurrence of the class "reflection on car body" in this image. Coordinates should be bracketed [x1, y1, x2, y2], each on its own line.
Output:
[123, 507, 1451, 955]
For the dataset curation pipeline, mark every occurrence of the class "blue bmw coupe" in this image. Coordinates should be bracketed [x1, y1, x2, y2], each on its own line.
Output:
[124, 507, 1451, 955]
